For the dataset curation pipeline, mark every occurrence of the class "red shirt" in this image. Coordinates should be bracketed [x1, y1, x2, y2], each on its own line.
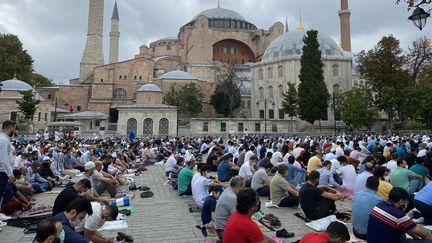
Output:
[223, 211, 265, 243]
[299, 232, 330, 243]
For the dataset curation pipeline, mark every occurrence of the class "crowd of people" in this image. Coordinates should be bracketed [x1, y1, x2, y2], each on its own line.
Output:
[2, 119, 432, 242]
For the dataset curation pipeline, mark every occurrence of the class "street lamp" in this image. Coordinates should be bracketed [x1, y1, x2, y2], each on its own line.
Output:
[256, 98, 275, 135]
[407, 0, 432, 30]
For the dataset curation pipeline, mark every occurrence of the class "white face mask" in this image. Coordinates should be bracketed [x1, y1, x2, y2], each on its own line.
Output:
[70, 218, 84, 228]
[384, 175, 390, 182]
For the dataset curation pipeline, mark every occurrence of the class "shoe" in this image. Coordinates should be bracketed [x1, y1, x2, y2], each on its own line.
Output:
[119, 209, 131, 216]
[117, 232, 134, 242]
[140, 191, 154, 198]
[276, 228, 294, 238]
[0, 213, 11, 221]
[137, 186, 150, 191]
[0, 221, 6, 227]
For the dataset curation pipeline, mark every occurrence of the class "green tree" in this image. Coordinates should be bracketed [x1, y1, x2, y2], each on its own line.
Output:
[298, 30, 329, 125]
[16, 90, 40, 121]
[0, 34, 33, 82]
[406, 37, 432, 85]
[30, 72, 54, 87]
[338, 84, 379, 129]
[404, 84, 432, 128]
[163, 83, 203, 118]
[357, 35, 410, 124]
[281, 82, 298, 131]
[210, 63, 242, 117]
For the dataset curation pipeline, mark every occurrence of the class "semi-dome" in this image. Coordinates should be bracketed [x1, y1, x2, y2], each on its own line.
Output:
[1, 79, 34, 91]
[138, 83, 161, 92]
[262, 30, 344, 61]
[160, 71, 197, 80]
[193, 7, 245, 21]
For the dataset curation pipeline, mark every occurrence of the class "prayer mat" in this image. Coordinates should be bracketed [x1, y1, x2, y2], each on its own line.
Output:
[18, 206, 53, 218]
[7, 214, 51, 228]
[305, 215, 346, 231]
[98, 220, 128, 231]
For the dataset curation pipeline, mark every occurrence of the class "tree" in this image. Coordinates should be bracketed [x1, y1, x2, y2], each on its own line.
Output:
[30, 72, 55, 87]
[406, 37, 432, 85]
[281, 82, 298, 131]
[357, 35, 410, 124]
[163, 83, 203, 118]
[396, 0, 421, 9]
[338, 84, 379, 130]
[16, 90, 40, 121]
[210, 63, 243, 117]
[297, 30, 329, 125]
[404, 84, 432, 128]
[0, 34, 33, 82]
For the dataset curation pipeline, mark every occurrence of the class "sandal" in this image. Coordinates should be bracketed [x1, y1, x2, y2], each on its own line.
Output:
[140, 191, 154, 198]
[137, 186, 150, 191]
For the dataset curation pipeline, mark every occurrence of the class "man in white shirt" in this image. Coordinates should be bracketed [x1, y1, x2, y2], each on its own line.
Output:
[164, 149, 177, 177]
[353, 162, 374, 194]
[192, 164, 224, 208]
[14, 153, 27, 169]
[82, 202, 119, 242]
[244, 146, 255, 164]
[238, 155, 258, 187]
[385, 153, 399, 171]
[270, 147, 283, 166]
[335, 156, 356, 193]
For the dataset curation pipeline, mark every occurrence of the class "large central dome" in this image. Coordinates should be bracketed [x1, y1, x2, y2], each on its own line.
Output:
[193, 7, 245, 21]
[262, 30, 344, 61]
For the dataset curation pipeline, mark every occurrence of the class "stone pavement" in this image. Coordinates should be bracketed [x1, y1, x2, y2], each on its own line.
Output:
[0, 164, 356, 243]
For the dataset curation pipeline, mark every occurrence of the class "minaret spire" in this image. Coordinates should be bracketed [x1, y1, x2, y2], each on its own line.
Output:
[109, 1, 120, 63]
[217, 0, 221, 8]
[80, 0, 104, 82]
[285, 17, 289, 33]
[339, 0, 351, 52]
[296, 13, 304, 30]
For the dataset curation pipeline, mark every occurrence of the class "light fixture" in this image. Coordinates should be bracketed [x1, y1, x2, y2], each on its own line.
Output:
[409, 6, 431, 30]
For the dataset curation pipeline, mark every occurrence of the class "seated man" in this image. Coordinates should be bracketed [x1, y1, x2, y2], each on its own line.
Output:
[178, 158, 196, 196]
[223, 188, 280, 242]
[26, 162, 53, 193]
[368, 187, 432, 242]
[34, 217, 64, 243]
[286, 156, 306, 186]
[192, 164, 224, 208]
[92, 161, 118, 198]
[299, 171, 342, 220]
[39, 156, 69, 186]
[198, 186, 224, 236]
[251, 162, 273, 197]
[352, 176, 382, 240]
[170, 157, 184, 190]
[317, 160, 341, 188]
[390, 159, 422, 194]
[55, 197, 93, 243]
[13, 168, 33, 197]
[413, 181, 432, 224]
[299, 221, 350, 243]
[217, 153, 239, 183]
[52, 179, 92, 216]
[270, 164, 299, 207]
[238, 155, 258, 187]
[1, 181, 31, 215]
[82, 202, 119, 242]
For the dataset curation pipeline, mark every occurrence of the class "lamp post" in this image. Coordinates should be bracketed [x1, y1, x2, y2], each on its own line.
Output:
[408, 0, 432, 30]
[53, 97, 58, 122]
[256, 98, 275, 135]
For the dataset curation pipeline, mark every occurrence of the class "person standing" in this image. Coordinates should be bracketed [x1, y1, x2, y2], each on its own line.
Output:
[0, 120, 18, 222]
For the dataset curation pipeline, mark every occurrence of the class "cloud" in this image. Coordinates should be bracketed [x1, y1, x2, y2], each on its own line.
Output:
[0, 0, 429, 83]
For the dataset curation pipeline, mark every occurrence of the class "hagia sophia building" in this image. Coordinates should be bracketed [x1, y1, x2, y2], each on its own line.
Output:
[0, 0, 358, 137]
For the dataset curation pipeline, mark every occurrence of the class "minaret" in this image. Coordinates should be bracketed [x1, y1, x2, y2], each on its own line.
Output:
[109, 1, 120, 64]
[80, 0, 104, 82]
[285, 18, 289, 33]
[296, 15, 304, 30]
[339, 0, 351, 52]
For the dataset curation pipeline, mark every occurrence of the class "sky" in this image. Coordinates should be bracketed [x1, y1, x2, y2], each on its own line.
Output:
[0, 0, 430, 84]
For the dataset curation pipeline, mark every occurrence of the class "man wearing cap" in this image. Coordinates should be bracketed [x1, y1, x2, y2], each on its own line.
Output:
[39, 156, 69, 186]
[80, 162, 106, 203]
[0, 120, 18, 221]
[81, 202, 118, 243]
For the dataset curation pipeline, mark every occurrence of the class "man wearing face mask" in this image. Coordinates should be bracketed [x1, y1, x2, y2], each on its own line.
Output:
[82, 202, 118, 243]
[0, 120, 18, 222]
[55, 197, 93, 243]
[35, 217, 64, 243]
[368, 187, 432, 243]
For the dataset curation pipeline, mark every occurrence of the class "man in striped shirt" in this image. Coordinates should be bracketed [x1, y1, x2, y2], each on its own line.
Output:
[367, 187, 432, 243]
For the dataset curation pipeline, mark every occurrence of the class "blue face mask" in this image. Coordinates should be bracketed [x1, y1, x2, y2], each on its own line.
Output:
[59, 229, 65, 243]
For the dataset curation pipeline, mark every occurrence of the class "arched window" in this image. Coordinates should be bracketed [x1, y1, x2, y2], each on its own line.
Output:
[268, 86, 274, 99]
[143, 118, 153, 137]
[259, 87, 264, 100]
[278, 66, 283, 78]
[113, 88, 127, 99]
[159, 118, 169, 136]
[333, 84, 340, 95]
[126, 118, 137, 135]
[278, 85, 284, 98]
[258, 69, 263, 80]
[268, 67, 273, 79]
[332, 65, 339, 77]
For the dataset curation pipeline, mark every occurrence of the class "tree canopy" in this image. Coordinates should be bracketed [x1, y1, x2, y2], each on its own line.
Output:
[163, 82, 203, 118]
[16, 90, 40, 121]
[297, 30, 329, 125]
[0, 33, 33, 82]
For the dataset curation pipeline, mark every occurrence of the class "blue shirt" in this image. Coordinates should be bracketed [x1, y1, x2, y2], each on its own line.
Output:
[317, 167, 340, 188]
[352, 188, 382, 235]
[55, 213, 89, 243]
[286, 164, 306, 186]
[217, 160, 232, 182]
[201, 195, 217, 225]
[415, 182, 432, 206]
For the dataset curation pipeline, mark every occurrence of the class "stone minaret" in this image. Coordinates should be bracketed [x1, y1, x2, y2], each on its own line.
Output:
[339, 0, 351, 52]
[80, 0, 104, 82]
[109, 1, 120, 64]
